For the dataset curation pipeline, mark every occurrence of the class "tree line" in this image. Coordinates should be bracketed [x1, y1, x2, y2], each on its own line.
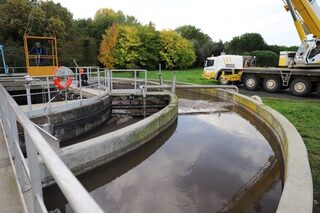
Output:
[0, 0, 298, 69]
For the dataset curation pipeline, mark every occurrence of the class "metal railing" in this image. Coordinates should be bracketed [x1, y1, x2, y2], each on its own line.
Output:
[0, 83, 104, 213]
[0, 66, 27, 74]
[7, 67, 110, 117]
[109, 69, 148, 95]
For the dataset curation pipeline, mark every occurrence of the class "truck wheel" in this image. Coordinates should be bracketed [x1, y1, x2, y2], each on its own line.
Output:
[316, 83, 320, 98]
[217, 73, 230, 85]
[243, 74, 259, 91]
[262, 76, 281, 93]
[289, 78, 312, 97]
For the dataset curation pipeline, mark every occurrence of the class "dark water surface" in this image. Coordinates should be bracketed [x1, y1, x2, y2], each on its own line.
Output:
[44, 90, 282, 213]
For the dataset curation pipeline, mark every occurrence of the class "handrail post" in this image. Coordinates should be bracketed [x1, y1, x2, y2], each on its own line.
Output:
[98, 69, 101, 98]
[24, 131, 43, 213]
[145, 70, 147, 94]
[79, 71, 83, 106]
[8, 107, 27, 191]
[46, 77, 51, 112]
[171, 71, 176, 94]
[104, 69, 107, 90]
[25, 83, 32, 116]
[110, 70, 113, 93]
[158, 64, 163, 85]
[134, 70, 137, 95]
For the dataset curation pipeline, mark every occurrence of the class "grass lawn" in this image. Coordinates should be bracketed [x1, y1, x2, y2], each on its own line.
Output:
[111, 68, 215, 85]
[262, 98, 320, 203]
[113, 67, 320, 202]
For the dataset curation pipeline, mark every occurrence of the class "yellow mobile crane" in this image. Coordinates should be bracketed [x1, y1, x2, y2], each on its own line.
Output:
[203, 0, 320, 97]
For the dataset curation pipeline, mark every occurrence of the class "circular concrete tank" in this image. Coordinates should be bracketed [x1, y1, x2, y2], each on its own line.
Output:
[197, 88, 313, 212]
[42, 85, 313, 212]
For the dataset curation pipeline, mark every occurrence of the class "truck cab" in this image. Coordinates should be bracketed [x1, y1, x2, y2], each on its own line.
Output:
[202, 55, 246, 85]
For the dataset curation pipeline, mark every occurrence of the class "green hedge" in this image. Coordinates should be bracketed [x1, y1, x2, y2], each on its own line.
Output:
[251, 50, 278, 67]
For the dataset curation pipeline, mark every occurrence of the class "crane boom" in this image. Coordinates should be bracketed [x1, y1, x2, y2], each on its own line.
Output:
[287, 0, 320, 39]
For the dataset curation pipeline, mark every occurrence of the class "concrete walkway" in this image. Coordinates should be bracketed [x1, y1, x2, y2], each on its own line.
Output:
[0, 124, 24, 213]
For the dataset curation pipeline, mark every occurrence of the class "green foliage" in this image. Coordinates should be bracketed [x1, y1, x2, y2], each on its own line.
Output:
[3, 40, 25, 67]
[92, 8, 139, 41]
[211, 40, 225, 56]
[227, 33, 267, 54]
[176, 25, 211, 46]
[0, 1, 303, 70]
[159, 30, 196, 69]
[0, 0, 73, 41]
[266, 44, 299, 55]
[73, 18, 94, 37]
[135, 23, 160, 70]
[99, 24, 160, 69]
[176, 25, 214, 66]
[39, 1, 73, 38]
[0, 0, 33, 41]
[59, 37, 98, 66]
[114, 25, 141, 69]
[251, 50, 278, 67]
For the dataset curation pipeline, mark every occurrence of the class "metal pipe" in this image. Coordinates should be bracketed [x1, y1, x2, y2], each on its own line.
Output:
[147, 84, 239, 93]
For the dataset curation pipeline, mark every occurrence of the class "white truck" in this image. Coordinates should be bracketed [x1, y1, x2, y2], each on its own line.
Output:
[202, 0, 320, 97]
[202, 55, 254, 85]
[203, 54, 320, 97]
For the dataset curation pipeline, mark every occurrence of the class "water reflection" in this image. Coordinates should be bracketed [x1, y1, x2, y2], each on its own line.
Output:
[45, 90, 282, 213]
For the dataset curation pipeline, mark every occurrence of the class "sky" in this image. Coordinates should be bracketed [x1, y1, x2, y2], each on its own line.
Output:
[52, 0, 304, 46]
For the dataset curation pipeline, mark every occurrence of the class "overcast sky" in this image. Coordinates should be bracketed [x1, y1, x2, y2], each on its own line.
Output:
[52, 0, 306, 46]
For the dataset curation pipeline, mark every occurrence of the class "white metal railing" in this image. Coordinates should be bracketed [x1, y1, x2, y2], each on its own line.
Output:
[7, 67, 110, 117]
[109, 69, 148, 95]
[0, 83, 104, 213]
[0, 66, 27, 74]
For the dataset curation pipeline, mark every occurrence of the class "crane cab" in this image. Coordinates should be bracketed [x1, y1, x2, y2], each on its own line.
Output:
[24, 35, 58, 76]
[294, 38, 320, 67]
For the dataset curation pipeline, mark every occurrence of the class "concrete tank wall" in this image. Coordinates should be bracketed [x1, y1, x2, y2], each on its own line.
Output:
[197, 88, 313, 213]
[40, 92, 178, 185]
[31, 95, 112, 142]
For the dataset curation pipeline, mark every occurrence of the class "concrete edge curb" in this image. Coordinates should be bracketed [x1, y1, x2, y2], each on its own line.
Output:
[198, 88, 313, 213]
[41, 92, 178, 185]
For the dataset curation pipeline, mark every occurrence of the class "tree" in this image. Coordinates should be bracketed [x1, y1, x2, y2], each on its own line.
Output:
[3, 40, 25, 67]
[159, 30, 196, 69]
[99, 24, 160, 69]
[92, 8, 139, 41]
[176, 25, 214, 67]
[266, 44, 299, 55]
[39, 1, 73, 39]
[0, 0, 44, 42]
[251, 50, 278, 67]
[59, 37, 98, 66]
[0, 0, 73, 41]
[98, 24, 119, 68]
[227, 33, 267, 54]
[211, 40, 225, 57]
[73, 18, 94, 37]
[114, 25, 142, 69]
[135, 23, 160, 70]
